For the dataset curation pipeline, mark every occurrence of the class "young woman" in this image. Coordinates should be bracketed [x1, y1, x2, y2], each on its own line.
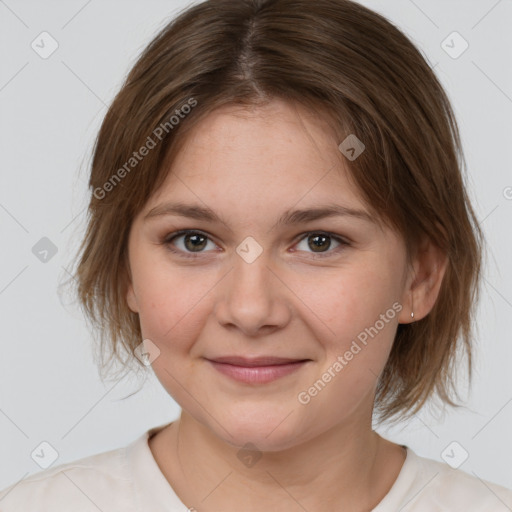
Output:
[2, 0, 511, 510]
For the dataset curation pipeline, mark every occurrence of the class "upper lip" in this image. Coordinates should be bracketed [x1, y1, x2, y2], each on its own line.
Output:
[206, 356, 309, 367]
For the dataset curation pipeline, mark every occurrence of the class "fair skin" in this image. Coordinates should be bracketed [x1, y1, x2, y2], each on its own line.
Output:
[126, 99, 447, 511]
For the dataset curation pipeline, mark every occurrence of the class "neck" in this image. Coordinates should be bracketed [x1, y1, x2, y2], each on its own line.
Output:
[150, 412, 405, 511]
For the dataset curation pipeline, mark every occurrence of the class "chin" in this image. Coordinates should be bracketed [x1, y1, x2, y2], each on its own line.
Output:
[206, 407, 310, 453]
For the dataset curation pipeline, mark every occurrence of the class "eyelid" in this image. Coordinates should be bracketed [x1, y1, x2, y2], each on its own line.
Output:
[162, 229, 350, 259]
[163, 229, 219, 257]
[290, 231, 349, 259]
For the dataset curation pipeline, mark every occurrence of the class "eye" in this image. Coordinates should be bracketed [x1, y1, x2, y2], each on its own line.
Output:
[293, 231, 348, 257]
[163, 230, 218, 258]
[162, 229, 349, 259]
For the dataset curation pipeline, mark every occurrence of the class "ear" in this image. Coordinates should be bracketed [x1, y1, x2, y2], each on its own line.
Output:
[126, 282, 139, 314]
[123, 254, 139, 314]
[398, 234, 448, 324]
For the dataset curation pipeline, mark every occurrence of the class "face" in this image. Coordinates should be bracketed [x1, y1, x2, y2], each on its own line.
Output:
[126, 99, 413, 451]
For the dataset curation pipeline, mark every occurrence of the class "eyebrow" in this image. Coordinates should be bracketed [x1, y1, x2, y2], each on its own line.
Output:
[144, 201, 375, 229]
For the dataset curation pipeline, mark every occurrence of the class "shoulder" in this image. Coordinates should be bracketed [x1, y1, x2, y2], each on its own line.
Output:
[405, 449, 512, 511]
[0, 444, 133, 512]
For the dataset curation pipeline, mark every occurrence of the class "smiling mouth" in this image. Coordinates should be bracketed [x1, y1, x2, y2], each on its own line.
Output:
[205, 356, 311, 384]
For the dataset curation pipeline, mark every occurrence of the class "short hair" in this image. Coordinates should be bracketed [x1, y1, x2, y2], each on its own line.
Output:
[71, 0, 484, 424]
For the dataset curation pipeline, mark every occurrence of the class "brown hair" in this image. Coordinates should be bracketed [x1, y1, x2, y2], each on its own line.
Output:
[70, 0, 484, 424]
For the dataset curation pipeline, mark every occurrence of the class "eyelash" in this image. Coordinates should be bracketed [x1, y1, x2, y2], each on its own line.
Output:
[161, 229, 350, 260]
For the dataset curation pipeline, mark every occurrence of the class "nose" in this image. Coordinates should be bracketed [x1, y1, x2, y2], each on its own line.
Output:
[213, 251, 292, 337]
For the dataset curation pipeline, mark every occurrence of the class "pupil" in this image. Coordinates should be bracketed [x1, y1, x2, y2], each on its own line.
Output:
[309, 234, 330, 252]
[185, 233, 207, 251]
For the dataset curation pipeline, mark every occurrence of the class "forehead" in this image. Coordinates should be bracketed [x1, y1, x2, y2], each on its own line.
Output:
[147, 99, 370, 215]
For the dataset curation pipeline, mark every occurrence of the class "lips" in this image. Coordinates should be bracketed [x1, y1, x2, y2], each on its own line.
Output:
[206, 356, 310, 384]
[208, 356, 308, 367]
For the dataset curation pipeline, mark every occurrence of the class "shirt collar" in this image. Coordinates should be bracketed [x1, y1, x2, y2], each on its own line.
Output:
[127, 422, 190, 512]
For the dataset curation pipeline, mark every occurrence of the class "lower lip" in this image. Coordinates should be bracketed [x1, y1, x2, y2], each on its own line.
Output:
[207, 360, 308, 384]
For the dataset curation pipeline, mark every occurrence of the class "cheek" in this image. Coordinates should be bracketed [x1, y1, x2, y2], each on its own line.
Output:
[298, 262, 402, 401]
[296, 267, 400, 423]
[133, 260, 215, 350]
[301, 262, 400, 344]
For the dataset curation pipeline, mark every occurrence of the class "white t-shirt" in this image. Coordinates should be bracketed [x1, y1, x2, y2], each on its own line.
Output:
[1, 422, 511, 511]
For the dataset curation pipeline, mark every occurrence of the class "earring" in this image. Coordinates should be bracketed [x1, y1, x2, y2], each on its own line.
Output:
[410, 293, 414, 319]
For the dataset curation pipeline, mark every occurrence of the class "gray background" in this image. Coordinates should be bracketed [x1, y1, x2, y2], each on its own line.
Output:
[0, 0, 511, 492]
